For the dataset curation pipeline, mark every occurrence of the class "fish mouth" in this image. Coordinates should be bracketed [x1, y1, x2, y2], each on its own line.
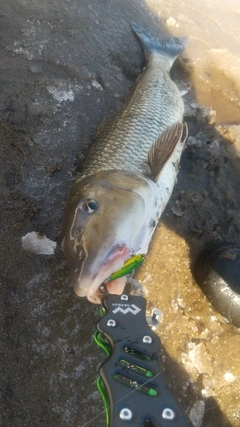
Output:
[73, 243, 130, 304]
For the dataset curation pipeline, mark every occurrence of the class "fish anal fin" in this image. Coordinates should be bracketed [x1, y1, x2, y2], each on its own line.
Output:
[147, 122, 188, 182]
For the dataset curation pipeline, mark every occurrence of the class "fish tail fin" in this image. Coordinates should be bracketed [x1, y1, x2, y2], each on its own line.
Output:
[132, 22, 187, 64]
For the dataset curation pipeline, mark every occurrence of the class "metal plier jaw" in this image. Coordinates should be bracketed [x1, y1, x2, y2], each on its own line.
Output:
[95, 282, 188, 427]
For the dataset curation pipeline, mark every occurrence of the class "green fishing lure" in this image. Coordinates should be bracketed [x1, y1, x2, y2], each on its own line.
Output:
[107, 254, 145, 282]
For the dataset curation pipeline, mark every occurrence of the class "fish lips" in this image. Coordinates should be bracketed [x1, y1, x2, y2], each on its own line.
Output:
[72, 242, 130, 304]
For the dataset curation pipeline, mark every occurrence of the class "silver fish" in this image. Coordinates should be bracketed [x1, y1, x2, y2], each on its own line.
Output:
[62, 23, 188, 303]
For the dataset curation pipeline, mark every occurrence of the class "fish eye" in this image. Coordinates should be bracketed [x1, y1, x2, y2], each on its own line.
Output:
[81, 199, 98, 214]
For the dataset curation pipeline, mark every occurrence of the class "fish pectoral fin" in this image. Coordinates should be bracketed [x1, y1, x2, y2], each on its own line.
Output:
[147, 122, 188, 182]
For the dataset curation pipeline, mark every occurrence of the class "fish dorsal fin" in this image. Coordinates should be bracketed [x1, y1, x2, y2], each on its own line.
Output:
[147, 122, 188, 182]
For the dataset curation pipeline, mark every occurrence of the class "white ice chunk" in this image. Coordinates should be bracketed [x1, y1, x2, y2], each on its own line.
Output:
[21, 231, 57, 255]
[189, 400, 205, 427]
[47, 81, 74, 102]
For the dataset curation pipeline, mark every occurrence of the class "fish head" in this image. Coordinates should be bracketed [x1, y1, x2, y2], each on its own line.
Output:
[62, 170, 154, 303]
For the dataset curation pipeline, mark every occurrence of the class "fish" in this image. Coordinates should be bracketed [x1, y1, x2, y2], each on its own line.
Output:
[62, 23, 188, 303]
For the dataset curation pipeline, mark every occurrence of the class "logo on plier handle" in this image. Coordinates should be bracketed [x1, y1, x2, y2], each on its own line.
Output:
[112, 304, 141, 315]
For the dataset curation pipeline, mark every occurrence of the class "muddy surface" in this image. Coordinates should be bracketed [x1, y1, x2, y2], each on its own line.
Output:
[1, 1, 240, 426]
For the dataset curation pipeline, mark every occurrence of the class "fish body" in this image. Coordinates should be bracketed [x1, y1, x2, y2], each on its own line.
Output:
[62, 23, 187, 303]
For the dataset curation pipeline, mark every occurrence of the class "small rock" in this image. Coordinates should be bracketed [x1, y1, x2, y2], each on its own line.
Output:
[184, 101, 216, 124]
[187, 136, 202, 148]
[171, 204, 184, 217]
[181, 342, 213, 375]
[208, 139, 220, 155]
[166, 17, 177, 27]
[199, 328, 211, 340]
[91, 80, 103, 91]
[188, 343, 213, 374]
[224, 372, 235, 383]
[13, 222, 22, 231]
[176, 80, 191, 95]
[202, 376, 215, 397]
[29, 64, 42, 74]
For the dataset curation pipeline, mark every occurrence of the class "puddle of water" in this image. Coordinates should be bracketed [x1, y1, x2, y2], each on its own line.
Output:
[190, 47, 240, 124]
[196, 84, 240, 125]
[146, 0, 240, 123]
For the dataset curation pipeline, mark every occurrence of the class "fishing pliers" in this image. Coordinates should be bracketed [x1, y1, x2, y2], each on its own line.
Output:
[95, 279, 188, 427]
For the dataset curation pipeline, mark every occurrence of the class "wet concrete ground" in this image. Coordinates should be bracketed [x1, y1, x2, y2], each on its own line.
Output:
[1, 1, 240, 426]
